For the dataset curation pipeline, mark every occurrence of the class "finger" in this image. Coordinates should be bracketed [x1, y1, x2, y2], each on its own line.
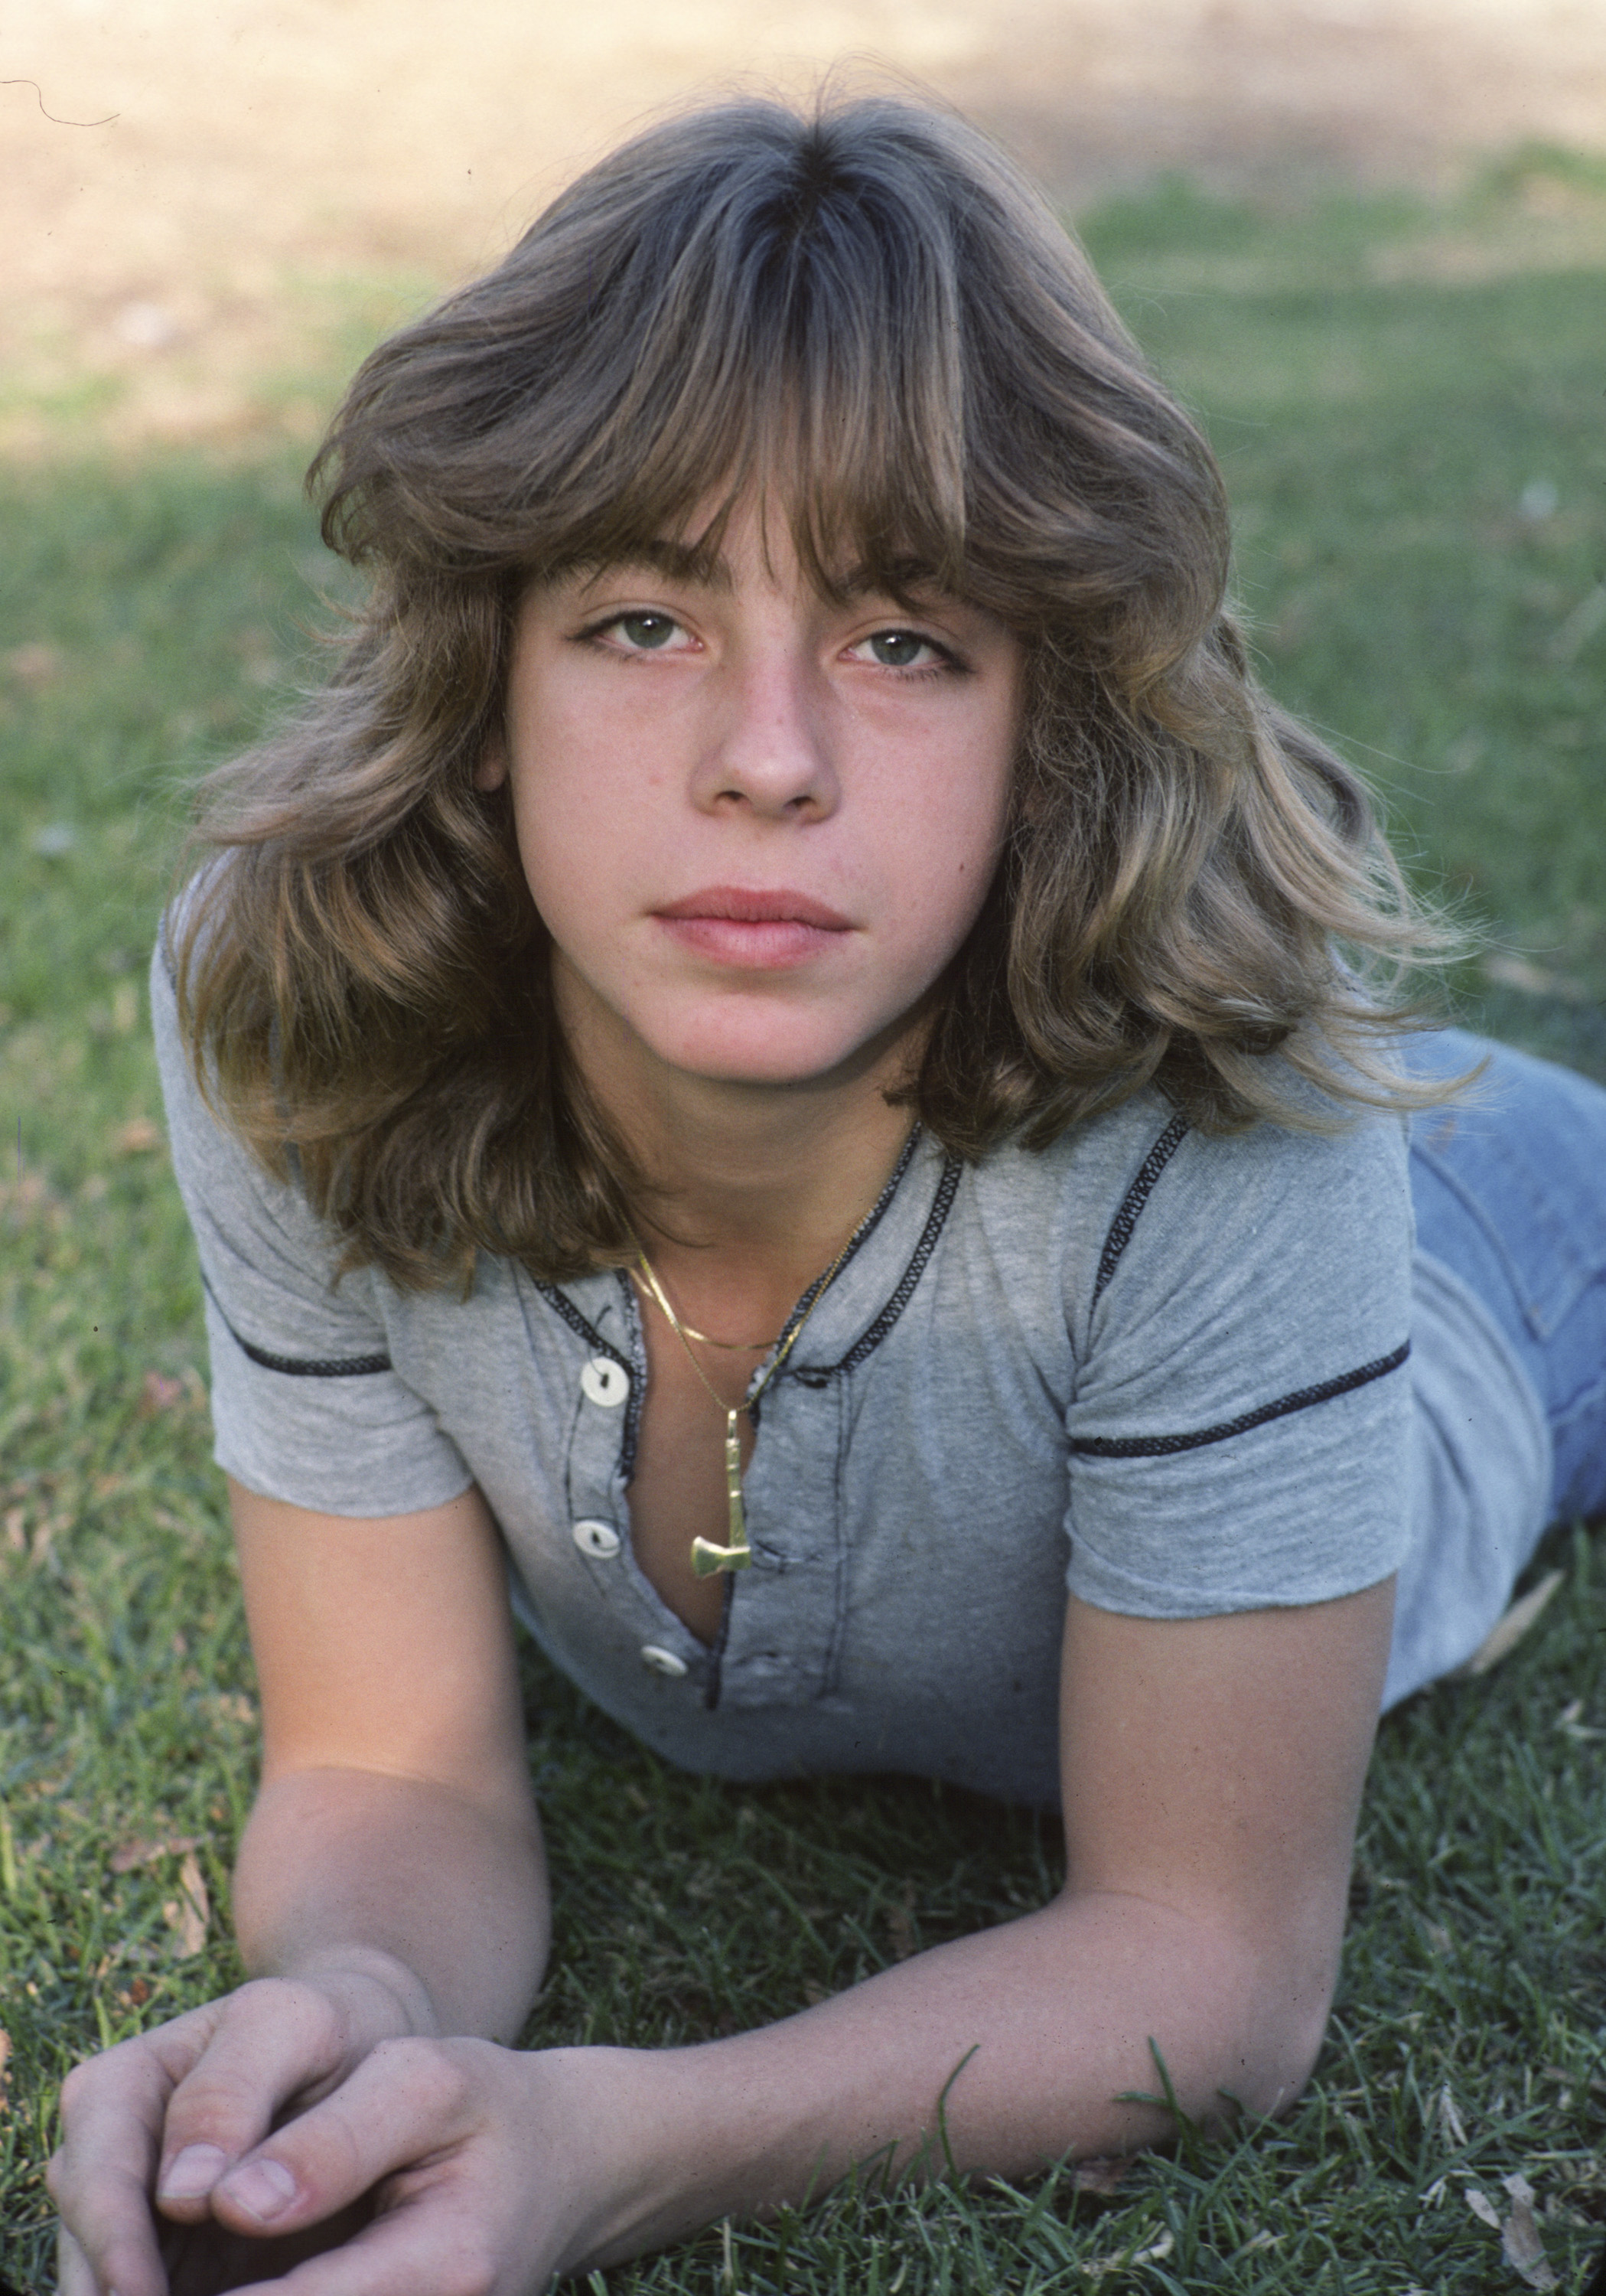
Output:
[51, 2040, 185, 2296]
[154, 1980, 366, 2220]
[56, 2223, 106, 2296]
[53, 2163, 168, 2296]
[207, 2038, 490, 2241]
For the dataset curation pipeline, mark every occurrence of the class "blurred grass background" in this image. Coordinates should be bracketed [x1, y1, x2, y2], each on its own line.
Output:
[3, 152, 1605, 2291]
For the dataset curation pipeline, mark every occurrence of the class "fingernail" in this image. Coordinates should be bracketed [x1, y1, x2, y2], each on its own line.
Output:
[219, 2154, 298, 2223]
[158, 2141, 229, 2200]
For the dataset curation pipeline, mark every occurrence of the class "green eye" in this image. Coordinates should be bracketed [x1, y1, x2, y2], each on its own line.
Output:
[618, 612, 676, 649]
[867, 630, 928, 668]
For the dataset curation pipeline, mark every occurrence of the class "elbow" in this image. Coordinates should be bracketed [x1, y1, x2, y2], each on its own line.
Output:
[1214, 1957, 1337, 2126]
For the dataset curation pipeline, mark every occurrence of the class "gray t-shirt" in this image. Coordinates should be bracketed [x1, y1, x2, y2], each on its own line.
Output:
[153, 951, 1550, 1805]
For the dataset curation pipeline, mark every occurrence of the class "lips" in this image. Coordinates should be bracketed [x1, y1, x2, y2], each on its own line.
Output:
[652, 885, 853, 968]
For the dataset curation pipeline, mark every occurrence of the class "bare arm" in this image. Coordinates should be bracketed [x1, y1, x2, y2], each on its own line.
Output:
[529, 1576, 1396, 2265]
[229, 1479, 548, 2043]
[50, 1479, 548, 2296]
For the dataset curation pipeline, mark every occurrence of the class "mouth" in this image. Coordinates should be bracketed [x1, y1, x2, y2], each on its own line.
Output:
[652, 885, 854, 968]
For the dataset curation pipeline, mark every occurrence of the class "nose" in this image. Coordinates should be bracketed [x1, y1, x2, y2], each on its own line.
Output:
[691, 641, 840, 823]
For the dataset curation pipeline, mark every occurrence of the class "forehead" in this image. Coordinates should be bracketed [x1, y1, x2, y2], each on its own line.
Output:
[536, 503, 974, 616]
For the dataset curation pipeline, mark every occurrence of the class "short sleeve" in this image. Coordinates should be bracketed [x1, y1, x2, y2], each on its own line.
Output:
[152, 937, 474, 1518]
[1064, 1104, 1415, 1617]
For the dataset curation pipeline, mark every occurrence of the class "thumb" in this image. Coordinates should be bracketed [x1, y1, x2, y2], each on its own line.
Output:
[208, 2037, 487, 2238]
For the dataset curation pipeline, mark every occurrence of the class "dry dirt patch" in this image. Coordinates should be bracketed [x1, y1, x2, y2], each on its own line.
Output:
[5, 0, 1606, 449]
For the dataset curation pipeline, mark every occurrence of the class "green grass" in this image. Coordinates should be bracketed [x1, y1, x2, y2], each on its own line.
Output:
[4, 159, 1606, 2291]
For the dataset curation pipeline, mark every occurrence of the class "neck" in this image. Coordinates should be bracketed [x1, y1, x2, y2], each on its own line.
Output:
[557, 971, 922, 1286]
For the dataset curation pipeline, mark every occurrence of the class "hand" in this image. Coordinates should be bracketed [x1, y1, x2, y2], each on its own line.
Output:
[75, 2037, 652, 2296]
[49, 1965, 425, 2296]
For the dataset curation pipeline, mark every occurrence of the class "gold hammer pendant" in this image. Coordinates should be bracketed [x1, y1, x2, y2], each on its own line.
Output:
[689, 1408, 753, 1577]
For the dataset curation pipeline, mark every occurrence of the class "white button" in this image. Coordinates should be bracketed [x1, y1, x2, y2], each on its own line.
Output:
[640, 1643, 688, 1678]
[580, 1356, 630, 1408]
[572, 1518, 621, 1559]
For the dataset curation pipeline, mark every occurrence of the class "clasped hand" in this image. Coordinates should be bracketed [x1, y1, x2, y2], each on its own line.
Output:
[50, 1971, 631, 2296]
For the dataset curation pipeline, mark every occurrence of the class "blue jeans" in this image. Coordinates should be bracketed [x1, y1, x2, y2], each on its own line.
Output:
[1408, 1028, 1606, 1529]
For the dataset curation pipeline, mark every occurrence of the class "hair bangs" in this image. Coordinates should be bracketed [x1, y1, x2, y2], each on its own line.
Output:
[316, 96, 972, 604]
[517, 131, 972, 602]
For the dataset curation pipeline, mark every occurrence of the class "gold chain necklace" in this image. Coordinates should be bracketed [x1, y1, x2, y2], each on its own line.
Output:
[631, 1166, 897, 1578]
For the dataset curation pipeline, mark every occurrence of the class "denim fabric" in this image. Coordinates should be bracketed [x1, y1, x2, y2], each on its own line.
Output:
[1408, 1029, 1606, 1526]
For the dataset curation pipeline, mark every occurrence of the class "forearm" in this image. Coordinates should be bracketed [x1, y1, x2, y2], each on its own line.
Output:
[559, 1888, 1327, 2272]
[233, 1766, 549, 2043]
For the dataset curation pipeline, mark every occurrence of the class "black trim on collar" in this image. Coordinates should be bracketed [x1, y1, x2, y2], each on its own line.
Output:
[795, 1153, 963, 1382]
[612, 1265, 647, 1483]
[533, 1280, 630, 1366]
[204, 1277, 392, 1376]
[1091, 1112, 1189, 1311]
[538, 1124, 933, 1439]
[763, 1122, 926, 1368]
[1071, 1339, 1411, 1459]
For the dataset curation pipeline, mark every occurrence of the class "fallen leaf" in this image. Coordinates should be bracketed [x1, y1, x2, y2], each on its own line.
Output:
[886, 1880, 916, 1962]
[1071, 2155, 1136, 2197]
[1466, 2187, 1502, 2230]
[1550, 582, 1606, 664]
[1438, 2086, 1468, 2148]
[113, 1117, 162, 1155]
[1082, 2228, 1174, 2279]
[1460, 1570, 1566, 1675]
[5, 641, 64, 687]
[1501, 2177, 1559, 2290]
[1555, 1697, 1605, 1742]
[138, 1370, 185, 1414]
[109, 1831, 200, 1874]
[164, 1852, 210, 1957]
[1484, 954, 1591, 1003]
[1130, 2232, 1174, 2267]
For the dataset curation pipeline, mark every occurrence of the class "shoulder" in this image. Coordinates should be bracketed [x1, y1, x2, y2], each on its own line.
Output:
[961, 1081, 1409, 1332]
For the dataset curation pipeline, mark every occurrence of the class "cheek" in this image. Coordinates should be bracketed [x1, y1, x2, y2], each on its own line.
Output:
[896, 747, 1013, 936]
[503, 703, 614, 889]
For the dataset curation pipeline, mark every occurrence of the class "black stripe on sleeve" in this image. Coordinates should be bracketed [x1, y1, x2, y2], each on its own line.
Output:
[204, 1278, 393, 1376]
[235, 1336, 393, 1377]
[1091, 1113, 1189, 1310]
[1070, 1339, 1410, 1459]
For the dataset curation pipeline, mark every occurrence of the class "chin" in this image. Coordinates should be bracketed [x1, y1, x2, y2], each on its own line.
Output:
[652, 1013, 880, 1089]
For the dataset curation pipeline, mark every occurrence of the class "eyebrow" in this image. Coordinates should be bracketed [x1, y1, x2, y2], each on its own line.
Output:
[571, 540, 958, 611]
[582, 539, 735, 593]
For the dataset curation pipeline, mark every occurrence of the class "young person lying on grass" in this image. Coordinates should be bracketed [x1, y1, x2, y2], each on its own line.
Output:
[51, 90, 1606, 2296]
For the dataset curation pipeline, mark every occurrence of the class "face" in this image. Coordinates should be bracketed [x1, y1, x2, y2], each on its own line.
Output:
[481, 500, 1022, 1099]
